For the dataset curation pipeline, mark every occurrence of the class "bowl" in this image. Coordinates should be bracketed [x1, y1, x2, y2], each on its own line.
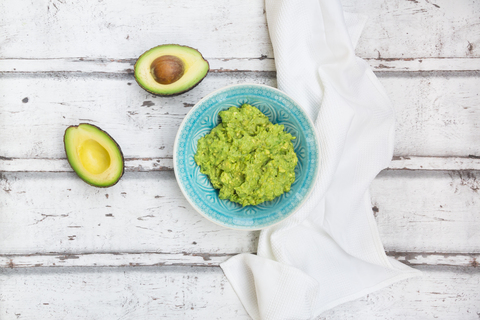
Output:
[173, 84, 319, 230]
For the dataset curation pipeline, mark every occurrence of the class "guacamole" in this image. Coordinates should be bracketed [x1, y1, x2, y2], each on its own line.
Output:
[194, 104, 298, 206]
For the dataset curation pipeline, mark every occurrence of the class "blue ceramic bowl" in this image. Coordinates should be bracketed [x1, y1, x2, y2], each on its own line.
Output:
[173, 84, 319, 230]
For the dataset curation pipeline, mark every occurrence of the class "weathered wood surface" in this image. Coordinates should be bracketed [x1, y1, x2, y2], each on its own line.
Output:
[372, 170, 480, 253]
[1, 0, 479, 318]
[1, 252, 479, 269]
[1, 0, 479, 66]
[1, 72, 479, 160]
[1, 170, 479, 255]
[318, 266, 480, 320]
[0, 266, 478, 320]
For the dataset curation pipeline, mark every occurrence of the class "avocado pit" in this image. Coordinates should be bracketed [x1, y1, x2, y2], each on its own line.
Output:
[150, 55, 185, 85]
[134, 44, 209, 96]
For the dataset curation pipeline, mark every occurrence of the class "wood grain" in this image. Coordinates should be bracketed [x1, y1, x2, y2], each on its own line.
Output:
[318, 265, 480, 320]
[0, 265, 478, 320]
[1, 0, 478, 61]
[344, 0, 480, 59]
[0, 266, 252, 320]
[1, 0, 479, 318]
[0, 72, 274, 159]
[372, 170, 480, 254]
[1, 170, 479, 256]
[1, 72, 479, 160]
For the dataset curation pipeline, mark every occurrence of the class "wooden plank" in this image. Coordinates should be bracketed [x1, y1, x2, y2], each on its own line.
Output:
[0, 72, 275, 159]
[345, 0, 480, 60]
[372, 170, 480, 254]
[0, 72, 479, 159]
[384, 72, 480, 157]
[0, 171, 259, 255]
[0, 0, 272, 60]
[0, 265, 478, 319]
[1, 170, 479, 255]
[1, 0, 478, 61]
[0, 266, 252, 320]
[2, 57, 480, 73]
[3, 156, 480, 172]
[0, 252, 478, 269]
[318, 266, 480, 320]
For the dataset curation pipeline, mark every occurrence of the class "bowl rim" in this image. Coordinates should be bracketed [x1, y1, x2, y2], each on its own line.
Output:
[173, 83, 320, 230]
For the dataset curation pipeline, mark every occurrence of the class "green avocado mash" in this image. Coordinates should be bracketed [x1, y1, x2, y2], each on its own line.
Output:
[194, 103, 298, 206]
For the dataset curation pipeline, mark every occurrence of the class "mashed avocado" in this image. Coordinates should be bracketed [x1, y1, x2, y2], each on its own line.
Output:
[194, 104, 298, 206]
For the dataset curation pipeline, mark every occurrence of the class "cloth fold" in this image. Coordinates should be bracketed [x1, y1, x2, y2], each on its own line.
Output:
[220, 0, 421, 319]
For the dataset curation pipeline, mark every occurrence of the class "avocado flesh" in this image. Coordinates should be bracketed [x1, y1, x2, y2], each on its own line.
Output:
[134, 44, 209, 96]
[64, 123, 124, 187]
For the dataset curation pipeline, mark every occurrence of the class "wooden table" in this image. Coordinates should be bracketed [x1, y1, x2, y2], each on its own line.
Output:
[1, 0, 479, 318]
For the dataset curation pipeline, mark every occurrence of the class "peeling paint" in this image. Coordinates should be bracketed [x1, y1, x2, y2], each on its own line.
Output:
[142, 101, 155, 107]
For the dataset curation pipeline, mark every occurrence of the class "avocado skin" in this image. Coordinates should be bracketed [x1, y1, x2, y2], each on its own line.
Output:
[64, 123, 124, 188]
[134, 44, 210, 96]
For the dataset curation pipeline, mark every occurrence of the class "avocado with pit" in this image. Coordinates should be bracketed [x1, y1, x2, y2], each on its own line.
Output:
[134, 44, 209, 96]
[64, 123, 124, 187]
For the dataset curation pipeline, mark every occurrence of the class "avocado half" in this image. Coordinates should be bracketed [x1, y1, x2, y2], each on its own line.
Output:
[134, 44, 209, 96]
[64, 123, 124, 188]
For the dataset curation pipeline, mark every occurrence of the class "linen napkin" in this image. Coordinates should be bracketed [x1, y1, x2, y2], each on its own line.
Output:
[220, 0, 421, 319]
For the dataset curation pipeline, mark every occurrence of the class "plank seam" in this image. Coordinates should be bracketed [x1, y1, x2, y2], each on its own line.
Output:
[0, 252, 478, 268]
[1, 57, 479, 73]
[2, 156, 480, 172]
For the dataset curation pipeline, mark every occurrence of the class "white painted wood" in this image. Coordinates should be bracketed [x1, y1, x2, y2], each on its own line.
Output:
[1, 73, 479, 159]
[366, 58, 480, 72]
[0, 252, 233, 269]
[1, 252, 478, 269]
[389, 252, 480, 268]
[1, 170, 479, 255]
[384, 72, 480, 157]
[2, 57, 480, 73]
[0, 171, 259, 255]
[371, 170, 480, 253]
[0, 73, 275, 159]
[387, 156, 480, 171]
[1, 0, 478, 61]
[344, 0, 480, 59]
[0, 0, 272, 60]
[0, 158, 73, 172]
[318, 266, 480, 320]
[1, 0, 478, 317]
[0, 265, 478, 320]
[3, 156, 480, 172]
[0, 58, 137, 74]
[0, 266, 252, 320]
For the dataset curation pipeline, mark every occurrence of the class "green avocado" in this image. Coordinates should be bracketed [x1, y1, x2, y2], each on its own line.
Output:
[134, 44, 209, 96]
[64, 123, 124, 187]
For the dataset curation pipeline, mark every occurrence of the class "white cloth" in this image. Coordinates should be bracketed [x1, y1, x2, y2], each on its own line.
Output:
[220, 0, 421, 319]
